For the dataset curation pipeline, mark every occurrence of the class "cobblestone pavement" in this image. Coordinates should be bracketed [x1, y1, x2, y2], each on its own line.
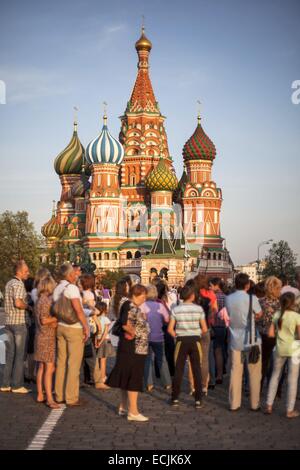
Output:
[1, 369, 299, 450]
[0, 309, 299, 450]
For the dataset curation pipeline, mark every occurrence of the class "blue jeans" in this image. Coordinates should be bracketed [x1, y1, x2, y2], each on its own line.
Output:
[2, 324, 28, 389]
[144, 341, 171, 387]
[267, 352, 300, 412]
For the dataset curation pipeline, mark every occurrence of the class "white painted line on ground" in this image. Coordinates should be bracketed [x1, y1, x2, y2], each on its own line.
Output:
[26, 405, 66, 450]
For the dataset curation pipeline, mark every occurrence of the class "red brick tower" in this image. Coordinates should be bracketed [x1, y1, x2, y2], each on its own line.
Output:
[119, 27, 174, 208]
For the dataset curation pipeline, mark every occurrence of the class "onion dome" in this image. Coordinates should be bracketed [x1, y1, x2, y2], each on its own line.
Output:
[41, 202, 65, 240]
[135, 26, 152, 52]
[54, 122, 85, 175]
[145, 158, 178, 192]
[183, 115, 216, 161]
[86, 115, 124, 165]
[71, 175, 90, 198]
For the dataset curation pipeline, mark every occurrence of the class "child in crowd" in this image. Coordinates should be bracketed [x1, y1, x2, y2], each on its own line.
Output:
[94, 301, 116, 390]
[265, 292, 300, 418]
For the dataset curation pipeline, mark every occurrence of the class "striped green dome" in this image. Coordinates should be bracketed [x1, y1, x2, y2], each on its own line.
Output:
[54, 122, 85, 175]
[41, 210, 65, 240]
[145, 158, 178, 192]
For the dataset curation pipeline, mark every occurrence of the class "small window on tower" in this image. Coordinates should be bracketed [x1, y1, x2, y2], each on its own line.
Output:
[130, 174, 137, 186]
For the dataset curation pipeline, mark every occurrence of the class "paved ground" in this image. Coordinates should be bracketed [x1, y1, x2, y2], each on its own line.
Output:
[0, 309, 299, 450]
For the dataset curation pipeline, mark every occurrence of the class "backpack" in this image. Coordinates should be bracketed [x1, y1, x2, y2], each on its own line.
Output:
[52, 284, 78, 325]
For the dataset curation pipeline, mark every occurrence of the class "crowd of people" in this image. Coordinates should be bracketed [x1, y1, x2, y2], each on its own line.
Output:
[1, 259, 300, 422]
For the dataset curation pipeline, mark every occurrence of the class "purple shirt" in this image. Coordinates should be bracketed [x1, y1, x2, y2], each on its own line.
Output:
[141, 300, 170, 342]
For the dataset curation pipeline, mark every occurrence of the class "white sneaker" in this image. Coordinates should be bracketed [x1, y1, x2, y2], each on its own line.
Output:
[11, 387, 32, 394]
[0, 387, 11, 392]
[127, 413, 149, 422]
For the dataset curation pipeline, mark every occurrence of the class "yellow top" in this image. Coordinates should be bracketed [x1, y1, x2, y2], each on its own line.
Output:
[135, 27, 152, 52]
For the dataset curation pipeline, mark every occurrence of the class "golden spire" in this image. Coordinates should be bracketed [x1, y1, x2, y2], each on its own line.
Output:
[52, 200, 56, 217]
[197, 100, 201, 124]
[103, 101, 108, 126]
[73, 106, 78, 132]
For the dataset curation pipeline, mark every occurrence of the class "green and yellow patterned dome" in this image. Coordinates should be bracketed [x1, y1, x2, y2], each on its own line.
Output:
[145, 158, 178, 192]
[54, 122, 85, 176]
[41, 203, 65, 240]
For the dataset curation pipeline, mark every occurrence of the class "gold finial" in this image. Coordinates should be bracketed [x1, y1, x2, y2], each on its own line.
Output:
[197, 100, 201, 124]
[73, 106, 78, 132]
[52, 200, 56, 217]
[103, 101, 108, 125]
[142, 15, 145, 33]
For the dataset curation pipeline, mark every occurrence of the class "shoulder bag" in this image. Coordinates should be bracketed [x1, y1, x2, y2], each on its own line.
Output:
[52, 284, 79, 325]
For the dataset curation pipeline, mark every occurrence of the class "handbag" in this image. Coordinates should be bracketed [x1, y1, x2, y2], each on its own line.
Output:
[52, 284, 79, 325]
[246, 294, 260, 364]
[112, 318, 123, 337]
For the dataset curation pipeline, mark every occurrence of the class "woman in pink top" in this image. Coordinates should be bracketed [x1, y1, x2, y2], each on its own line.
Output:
[141, 285, 172, 392]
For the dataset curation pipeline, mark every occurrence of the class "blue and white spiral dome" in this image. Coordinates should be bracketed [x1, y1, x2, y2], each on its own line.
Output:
[86, 115, 124, 165]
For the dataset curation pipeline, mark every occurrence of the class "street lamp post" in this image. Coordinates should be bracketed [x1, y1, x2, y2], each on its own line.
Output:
[257, 239, 273, 281]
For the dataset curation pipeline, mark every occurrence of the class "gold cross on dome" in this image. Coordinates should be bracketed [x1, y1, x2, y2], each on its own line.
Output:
[103, 101, 108, 116]
[73, 106, 78, 123]
[197, 100, 201, 123]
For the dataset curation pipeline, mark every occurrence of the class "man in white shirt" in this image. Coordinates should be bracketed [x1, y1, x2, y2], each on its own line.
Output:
[54, 263, 89, 406]
[226, 273, 263, 411]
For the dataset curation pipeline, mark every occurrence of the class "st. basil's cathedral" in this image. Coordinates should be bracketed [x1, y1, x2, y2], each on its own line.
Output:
[41, 27, 233, 284]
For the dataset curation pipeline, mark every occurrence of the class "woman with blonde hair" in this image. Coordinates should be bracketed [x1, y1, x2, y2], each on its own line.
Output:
[25, 267, 50, 384]
[258, 276, 282, 389]
[34, 275, 59, 408]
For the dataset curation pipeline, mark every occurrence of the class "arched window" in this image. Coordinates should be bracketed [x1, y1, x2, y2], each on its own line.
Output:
[213, 253, 217, 260]
[98, 253, 102, 260]
[104, 253, 109, 260]
[218, 253, 222, 260]
[112, 253, 118, 260]
[134, 251, 141, 259]
[130, 174, 136, 185]
[207, 253, 211, 260]
[126, 251, 133, 259]
[93, 253, 97, 261]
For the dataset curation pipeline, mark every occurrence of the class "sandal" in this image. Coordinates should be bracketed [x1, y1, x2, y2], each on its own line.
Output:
[264, 406, 272, 415]
[118, 407, 127, 416]
[286, 410, 299, 419]
[36, 393, 46, 403]
[46, 401, 61, 409]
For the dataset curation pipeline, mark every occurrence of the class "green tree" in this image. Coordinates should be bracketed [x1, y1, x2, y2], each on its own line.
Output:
[100, 270, 126, 289]
[263, 240, 297, 282]
[0, 211, 42, 291]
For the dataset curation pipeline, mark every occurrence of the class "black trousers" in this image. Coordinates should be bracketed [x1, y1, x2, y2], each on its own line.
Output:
[172, 336, 202, 401]
[261, 334, 276, 387]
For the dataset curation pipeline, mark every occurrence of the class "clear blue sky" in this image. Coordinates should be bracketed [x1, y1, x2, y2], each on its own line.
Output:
[0, 0, 299, 265]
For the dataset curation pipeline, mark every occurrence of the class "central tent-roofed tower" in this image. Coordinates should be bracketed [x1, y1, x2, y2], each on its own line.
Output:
[119, 26, 175, 207]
